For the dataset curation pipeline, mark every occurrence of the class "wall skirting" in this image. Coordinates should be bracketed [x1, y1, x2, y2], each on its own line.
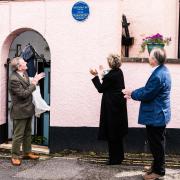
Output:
[0, 123, 7, 144]
[49, 127, 180, 154]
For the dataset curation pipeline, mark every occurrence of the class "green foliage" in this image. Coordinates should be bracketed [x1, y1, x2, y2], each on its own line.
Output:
[31, 135, 47, 145]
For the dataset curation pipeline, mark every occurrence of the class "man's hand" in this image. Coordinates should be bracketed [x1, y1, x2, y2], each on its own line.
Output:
[31, 72, 45, 85]
[89, 68, 98, 76]
[34, 72, 45, 81]
[122, 89, 133, 99]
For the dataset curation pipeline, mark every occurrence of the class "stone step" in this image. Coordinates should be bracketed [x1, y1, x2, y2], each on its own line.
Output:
[0, 142, 49, 155]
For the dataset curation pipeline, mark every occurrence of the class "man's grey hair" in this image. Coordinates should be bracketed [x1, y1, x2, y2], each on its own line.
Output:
[107, 54, 122, 69]
[10, 57, 22, 71]
[150, 48, 167, 65]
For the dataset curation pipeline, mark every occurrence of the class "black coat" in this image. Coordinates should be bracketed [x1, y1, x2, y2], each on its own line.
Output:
[92, 68, 128, 141]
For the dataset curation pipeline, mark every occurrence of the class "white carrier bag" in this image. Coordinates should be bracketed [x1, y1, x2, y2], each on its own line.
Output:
[30, 78, 50, 117]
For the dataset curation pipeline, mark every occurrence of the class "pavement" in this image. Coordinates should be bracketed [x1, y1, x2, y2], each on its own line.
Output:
[0, 148, 180, 180]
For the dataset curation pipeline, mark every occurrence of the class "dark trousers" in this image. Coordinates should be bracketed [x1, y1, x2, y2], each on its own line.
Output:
[12, 118, 32, 158]
[146, 125, 166, 175]
[108, 138, 124, 163]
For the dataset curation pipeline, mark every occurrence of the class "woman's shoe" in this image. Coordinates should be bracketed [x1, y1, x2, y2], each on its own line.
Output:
[142, 172, 164, 180]
[143, 162, 154, 174]
[143, 166, 153, 174]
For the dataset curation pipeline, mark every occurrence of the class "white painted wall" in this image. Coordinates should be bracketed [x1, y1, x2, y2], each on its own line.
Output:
[0, 0, 123, 127]
[0, 2, 11, 125]
[0, 0, 179, 129]
[122, 0, 179, 58]
[46, 0, 123, 126]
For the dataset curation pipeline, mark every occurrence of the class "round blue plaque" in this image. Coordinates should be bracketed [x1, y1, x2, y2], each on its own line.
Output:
[72, 1, 89, 22]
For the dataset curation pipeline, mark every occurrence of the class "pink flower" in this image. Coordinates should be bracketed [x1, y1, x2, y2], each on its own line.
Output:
[140, 33, 171, 53]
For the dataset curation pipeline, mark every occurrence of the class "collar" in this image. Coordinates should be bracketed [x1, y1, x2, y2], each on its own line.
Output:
[17, 71, 24, 77]
[151, 65, 159, 74]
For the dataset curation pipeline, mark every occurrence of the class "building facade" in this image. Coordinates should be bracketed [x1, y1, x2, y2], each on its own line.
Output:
[0, 0, 180, 153]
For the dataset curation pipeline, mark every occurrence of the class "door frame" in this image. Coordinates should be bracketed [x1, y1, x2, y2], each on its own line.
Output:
[0, 28, 51, 146]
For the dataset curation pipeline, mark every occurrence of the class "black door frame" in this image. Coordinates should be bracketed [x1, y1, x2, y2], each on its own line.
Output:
[36, 59, 50, 146]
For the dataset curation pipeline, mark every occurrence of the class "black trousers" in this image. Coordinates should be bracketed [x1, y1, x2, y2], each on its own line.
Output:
[108, 138, 124, 163]
[146, 125, 166, 176]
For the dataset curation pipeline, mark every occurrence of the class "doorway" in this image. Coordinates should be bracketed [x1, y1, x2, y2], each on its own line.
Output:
[6, 30, 51, 146]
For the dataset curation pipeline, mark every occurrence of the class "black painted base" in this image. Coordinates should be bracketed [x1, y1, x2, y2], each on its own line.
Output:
[0, 123, 8, 144]
[49, 127, 180, 154]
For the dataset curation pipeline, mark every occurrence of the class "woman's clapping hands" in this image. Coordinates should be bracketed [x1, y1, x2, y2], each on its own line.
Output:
[89, 68, 98, 76]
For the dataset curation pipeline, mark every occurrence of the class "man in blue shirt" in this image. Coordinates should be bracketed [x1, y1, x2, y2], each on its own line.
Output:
[123, 48, 171, 180]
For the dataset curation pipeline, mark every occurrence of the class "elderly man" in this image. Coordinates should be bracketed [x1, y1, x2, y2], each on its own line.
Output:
[9, 57, 45, 166]
[123, 48, 171, 180]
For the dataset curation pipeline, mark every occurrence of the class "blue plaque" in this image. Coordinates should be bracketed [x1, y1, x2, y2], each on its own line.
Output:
[72, 1, 89, 22]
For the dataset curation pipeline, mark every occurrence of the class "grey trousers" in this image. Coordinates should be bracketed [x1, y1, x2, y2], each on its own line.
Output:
[12, 117, 32, 158]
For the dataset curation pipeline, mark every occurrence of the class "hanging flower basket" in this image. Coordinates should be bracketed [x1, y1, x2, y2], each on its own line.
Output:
[140, 33, 171, 54]
[147, 43, 165, 54]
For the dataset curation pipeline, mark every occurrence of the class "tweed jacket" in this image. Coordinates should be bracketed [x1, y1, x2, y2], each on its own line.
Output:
[9, 71, 36, 120]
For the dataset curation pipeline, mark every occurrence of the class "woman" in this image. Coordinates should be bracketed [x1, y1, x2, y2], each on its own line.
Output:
[90, 54, 128, 165]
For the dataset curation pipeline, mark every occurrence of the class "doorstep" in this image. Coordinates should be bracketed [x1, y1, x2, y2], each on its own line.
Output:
[0, 142, 50, 154]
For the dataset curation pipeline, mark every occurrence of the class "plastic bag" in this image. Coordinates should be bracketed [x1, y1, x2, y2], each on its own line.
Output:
[32, 85, 50, 117]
